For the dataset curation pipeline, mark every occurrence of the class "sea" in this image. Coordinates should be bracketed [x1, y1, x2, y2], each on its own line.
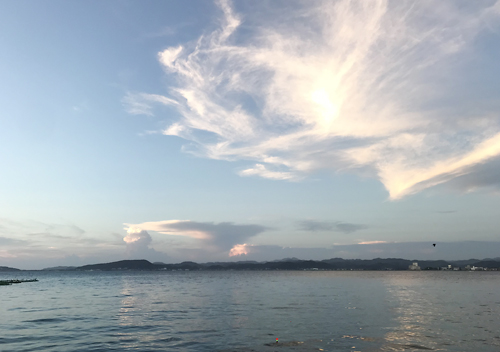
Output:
[1, 270, 499, 352]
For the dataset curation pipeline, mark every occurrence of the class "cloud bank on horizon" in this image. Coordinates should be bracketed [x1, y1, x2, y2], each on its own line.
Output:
[126, 0, 500, 199]
[213, 241, 500, 262]
[3, 218, 500, 269]
[124, 220, 268, 257]
[298, 220, 367, 234]
[0, 218, 128, 269]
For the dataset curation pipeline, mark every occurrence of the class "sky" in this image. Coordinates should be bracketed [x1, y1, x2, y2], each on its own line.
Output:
[1, 0, 500, 269]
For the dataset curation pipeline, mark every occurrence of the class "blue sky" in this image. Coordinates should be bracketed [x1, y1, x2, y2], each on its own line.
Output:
[1, 0, 500, 269]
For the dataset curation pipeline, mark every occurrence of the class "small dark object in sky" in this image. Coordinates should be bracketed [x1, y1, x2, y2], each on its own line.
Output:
[433, 244, 436, 247]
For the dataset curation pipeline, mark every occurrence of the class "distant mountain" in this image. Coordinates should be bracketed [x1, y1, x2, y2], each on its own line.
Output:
[471, 260, 500, 268]
[77, 259, 157, 271]
[202, 260, 259, 267]
[71, 257, 500, 272]
[42, 266, 77, 271]
[0, 266, 20, 272]
[321, 258, 427, 270]
[448, 259, 482, 266]
[271, 257, 301, 262]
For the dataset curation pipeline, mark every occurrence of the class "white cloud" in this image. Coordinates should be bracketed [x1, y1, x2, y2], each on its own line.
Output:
[238, 163, 298, 180]
[229, 243, 250, 257]
[123, 227, 168, 261]
[124, 227, 152, 246]
[358, 240, 388, 245]
[131, 0, 500, 199]
[125, 220, 210, 240]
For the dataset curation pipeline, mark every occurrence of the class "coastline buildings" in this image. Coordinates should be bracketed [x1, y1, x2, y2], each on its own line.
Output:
[408, 262, 421, 270]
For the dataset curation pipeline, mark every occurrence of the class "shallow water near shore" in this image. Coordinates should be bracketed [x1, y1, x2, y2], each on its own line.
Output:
[1, 270, 499, 351]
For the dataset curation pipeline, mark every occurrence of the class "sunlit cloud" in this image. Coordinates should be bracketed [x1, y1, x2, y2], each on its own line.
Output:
[123, 227, 167, 261]
[238, 164, 298, 181]
[125, 220, 211, 240]
[0, 250, 17, 259]
[125, 220, 268, 255]
[229, 243, 251, 257]
[127, 0, 500, 199]
[124, 227, 152, 245]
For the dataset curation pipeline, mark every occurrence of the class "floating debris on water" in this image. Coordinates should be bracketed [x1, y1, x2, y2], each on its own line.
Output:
[263, 340, 304, 347]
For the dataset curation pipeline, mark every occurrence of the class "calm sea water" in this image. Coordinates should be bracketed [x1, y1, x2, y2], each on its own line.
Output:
[1, 271, 499, 351]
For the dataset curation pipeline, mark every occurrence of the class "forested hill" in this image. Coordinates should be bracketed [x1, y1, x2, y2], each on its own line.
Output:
[68, 258, 500, 271]
[77, 260, 156, 271]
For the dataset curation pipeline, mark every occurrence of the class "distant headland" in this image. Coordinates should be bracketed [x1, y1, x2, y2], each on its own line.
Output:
[0, 266, 21, 272]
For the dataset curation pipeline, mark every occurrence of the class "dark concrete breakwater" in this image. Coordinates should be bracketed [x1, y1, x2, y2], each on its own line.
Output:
[0, 279, 38, 286]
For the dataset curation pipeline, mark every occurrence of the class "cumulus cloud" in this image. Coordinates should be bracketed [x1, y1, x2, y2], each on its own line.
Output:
[128, 0, 500, 199]
[124, 220, 268, 255]
[298, 220, 367, 234]
[124, 227, 152, 247]
[123, 227, 167, 261]
[229, 243, 250, 257]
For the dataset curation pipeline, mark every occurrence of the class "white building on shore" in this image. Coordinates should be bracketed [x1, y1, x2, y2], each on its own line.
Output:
[408, 262, 421, 270]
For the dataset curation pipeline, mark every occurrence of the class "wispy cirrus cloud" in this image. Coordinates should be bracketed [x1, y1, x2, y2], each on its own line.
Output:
[357, 240, 388, 245]
[128, 0, 500, 199]
[238, 163, 298, 180]
[123, 92, 178, 116]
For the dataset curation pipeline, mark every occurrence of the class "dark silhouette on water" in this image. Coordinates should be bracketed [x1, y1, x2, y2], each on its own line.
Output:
[433, 244, 436, 247]
[0, 279, 38, 286]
